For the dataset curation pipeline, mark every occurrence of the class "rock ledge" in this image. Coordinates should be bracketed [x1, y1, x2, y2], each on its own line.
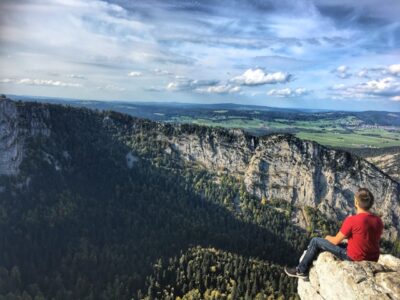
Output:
[298, 252, 400, 300]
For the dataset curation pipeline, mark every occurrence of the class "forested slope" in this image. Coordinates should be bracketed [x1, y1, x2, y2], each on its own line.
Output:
[0, 98, 398, 299]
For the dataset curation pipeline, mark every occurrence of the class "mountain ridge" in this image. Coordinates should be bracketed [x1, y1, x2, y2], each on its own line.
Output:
[1, 98, 399, 241]
[100, 103, 400, 241]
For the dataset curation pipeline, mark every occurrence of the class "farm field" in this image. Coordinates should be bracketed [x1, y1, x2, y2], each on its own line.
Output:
[171, 115, 400, 148]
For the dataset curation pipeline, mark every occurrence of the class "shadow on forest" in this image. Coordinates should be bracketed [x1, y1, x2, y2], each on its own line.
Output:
[0, 101, 303, 298]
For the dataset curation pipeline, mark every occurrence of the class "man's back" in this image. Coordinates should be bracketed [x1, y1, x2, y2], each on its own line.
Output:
[285, 187, 385, 279]
[340, 212, 383, 261]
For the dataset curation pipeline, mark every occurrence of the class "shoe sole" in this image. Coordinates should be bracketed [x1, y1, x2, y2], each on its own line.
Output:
[284, 268, 308, 279]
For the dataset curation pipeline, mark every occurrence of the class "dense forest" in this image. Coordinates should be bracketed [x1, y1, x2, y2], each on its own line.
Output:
[0, 101, 398, 299]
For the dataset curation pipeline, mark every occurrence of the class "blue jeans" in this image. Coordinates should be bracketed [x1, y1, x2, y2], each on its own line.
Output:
[297, 237, 351, 273]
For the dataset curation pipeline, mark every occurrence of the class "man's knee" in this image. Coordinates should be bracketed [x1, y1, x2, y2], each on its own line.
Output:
[310, 237, 322, 245]
[308, 237, 324, 248]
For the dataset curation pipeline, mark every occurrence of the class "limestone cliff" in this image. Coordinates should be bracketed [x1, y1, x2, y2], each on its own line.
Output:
[115, 118, 400, 240]
[0, 98, 50, 175]
[298, 252, 400, 300]
[0, 98, 20, 175]
[365, 153, 400, 183]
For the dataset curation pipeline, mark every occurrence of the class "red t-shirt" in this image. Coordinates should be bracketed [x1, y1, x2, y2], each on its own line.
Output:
[340, 212, 383, 261]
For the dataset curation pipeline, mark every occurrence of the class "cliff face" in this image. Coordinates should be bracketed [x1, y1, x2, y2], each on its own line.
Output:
[2, 99, 400, 240]
[365, 153, 400, 183]
[0, 98, 20, 175]
[0, 99, 50, 175]
[119, 119, 400, 240]
[298, 252, 400, 300]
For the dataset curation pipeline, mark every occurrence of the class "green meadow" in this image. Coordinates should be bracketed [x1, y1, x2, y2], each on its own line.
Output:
[172, 116, 400, 148]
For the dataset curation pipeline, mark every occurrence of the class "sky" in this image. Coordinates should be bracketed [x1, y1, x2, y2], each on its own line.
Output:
[0, 0, 400, 111]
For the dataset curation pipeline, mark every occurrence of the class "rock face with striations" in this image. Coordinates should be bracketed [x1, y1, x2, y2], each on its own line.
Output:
[0, 98, 50, 175]
[0, 98, 20, 175]
[116, 117, 400, 240]
[298, 252, 400, 300]
[364, 153, 400, 183]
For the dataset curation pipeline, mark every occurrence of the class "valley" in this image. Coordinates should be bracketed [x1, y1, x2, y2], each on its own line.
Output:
[1, 98, 399, 299]
[10, 95, 400, 149]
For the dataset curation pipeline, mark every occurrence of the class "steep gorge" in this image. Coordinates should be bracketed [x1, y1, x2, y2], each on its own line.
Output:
[105, 108, 400, 241]
[1, 98, 400, 240]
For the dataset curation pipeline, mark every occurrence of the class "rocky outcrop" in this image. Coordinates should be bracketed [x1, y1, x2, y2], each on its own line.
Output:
[0, 98, 21, 175]
[0, 98, 50, 176]
[243, 136, 400, 241]
[298, 252, 400, 300]
[365, 153, 400, 183]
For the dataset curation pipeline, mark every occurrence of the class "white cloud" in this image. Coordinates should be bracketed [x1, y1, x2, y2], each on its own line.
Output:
[166, 78, 219, 92]
[357, 69, 369, 78]
[127, 71, 143, 77]
[195, 84, 241, 94]
[354, 77, 400, 96]
[331, 83, 346, 90]
[337, 65, 348, 73]
[0, 0, 173, 81]
[166, 76, 240, 94]
[144, 86, 163, 92]
[330, 77, 400, 99]
[386, 64, 400, 76]
[267, 87, 310, 97]
[96, 84, 125, 92]
[69, 74, 86, 79]
[153, 69, 173, 76]
[166, 82, 182, 91]
[52, 0, 126, 13]
[391, 96, 400, 102]
[333, 65, 351, 79]
[0, 78, 82, 87]
[230, 68, 292, 86]
[353, 64, 400, 79]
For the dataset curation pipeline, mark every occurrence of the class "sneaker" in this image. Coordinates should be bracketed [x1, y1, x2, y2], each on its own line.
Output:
[284, 266, 308, 279]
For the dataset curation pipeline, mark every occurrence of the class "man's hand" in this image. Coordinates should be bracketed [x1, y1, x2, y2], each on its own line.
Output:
[325, 231, 346, 245]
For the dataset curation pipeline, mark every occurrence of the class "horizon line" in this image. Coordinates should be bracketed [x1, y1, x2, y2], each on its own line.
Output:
[4, 93, 400, 113]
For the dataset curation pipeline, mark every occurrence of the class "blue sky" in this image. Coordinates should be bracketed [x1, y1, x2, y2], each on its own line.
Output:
[0, 0, 399, 111]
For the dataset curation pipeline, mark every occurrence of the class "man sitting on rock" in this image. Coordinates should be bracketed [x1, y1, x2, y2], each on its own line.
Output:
[284, 187, 383, 279]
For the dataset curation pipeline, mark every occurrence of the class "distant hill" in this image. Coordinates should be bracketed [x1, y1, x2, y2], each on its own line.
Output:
[7, 95, 400, 154]
[7, 94, 400, 126]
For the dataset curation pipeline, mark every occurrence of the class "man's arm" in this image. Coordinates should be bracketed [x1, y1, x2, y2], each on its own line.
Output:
[325, 231, 346, 245]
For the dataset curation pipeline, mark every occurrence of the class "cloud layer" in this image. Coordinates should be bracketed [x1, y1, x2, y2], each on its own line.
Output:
[331, 76, 400, 101]
[0, 0, 399, 110]
[267, 88, 310, 97]
[230, 69, 292, 86]
[1, 78, 82, 88]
